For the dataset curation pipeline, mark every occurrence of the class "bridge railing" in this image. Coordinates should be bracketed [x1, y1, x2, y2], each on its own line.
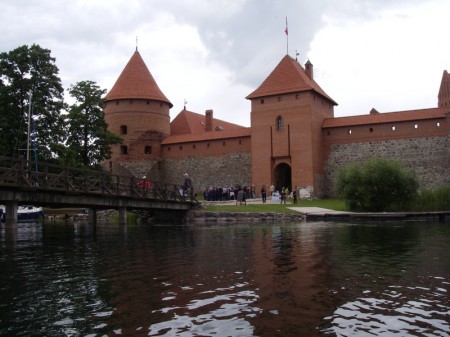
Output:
[0, 156, 198, 204]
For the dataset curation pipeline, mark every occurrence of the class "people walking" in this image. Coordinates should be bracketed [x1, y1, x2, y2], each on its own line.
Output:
[261, 185, 267, 203]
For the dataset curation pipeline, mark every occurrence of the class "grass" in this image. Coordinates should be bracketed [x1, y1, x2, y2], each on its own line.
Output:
[202, 198, 347, 214]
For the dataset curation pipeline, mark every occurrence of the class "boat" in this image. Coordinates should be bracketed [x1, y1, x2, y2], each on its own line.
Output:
[0, 205, 44, 223]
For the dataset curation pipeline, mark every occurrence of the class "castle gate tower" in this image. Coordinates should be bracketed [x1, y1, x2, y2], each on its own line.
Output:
[104, 51, 172, 173]
[246, 55, 337, 196]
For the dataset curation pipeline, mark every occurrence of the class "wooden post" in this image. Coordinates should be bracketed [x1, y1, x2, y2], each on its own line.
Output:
[87, 208, 97, 225]
[119, 207, 127, 226]
[5, 201, 18, 226]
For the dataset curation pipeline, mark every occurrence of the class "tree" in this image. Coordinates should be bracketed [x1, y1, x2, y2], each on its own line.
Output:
[0, 44, 65, 160]
[335, 158, 419, 211]
[62, 80, 122, 168]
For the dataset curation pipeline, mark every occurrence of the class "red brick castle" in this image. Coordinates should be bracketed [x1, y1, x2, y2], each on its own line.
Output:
[104, 51, 449, 196]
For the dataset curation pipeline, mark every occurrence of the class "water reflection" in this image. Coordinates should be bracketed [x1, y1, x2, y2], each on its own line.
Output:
[0, 220, 449, 336]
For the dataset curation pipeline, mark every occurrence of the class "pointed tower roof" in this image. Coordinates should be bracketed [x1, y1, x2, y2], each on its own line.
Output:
[438, 70, 450, 107]
[246, 55, 337, 105]
[105, 51, 172, 107]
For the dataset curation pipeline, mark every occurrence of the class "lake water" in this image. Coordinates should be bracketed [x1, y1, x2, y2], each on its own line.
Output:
[0, 219, 449, 337]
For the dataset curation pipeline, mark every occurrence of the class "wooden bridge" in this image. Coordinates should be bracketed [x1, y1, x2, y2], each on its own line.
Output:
[0, 156, 198, 225]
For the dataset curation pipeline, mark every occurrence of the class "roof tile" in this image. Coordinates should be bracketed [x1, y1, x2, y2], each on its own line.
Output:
[323, 107, 448, 128]
[105, 51, 172, 107]
[246, 55, 337, 104]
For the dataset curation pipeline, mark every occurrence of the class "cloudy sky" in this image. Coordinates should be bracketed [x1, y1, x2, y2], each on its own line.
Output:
[1, 0, 449, 126]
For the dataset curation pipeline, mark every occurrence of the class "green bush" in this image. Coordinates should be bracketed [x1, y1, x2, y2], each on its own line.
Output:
[335, 158, 419, 212]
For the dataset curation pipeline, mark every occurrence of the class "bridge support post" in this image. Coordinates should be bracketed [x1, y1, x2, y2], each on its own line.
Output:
[5, 201, 18, 226]
[119, 207, 127, 226]
[87, 208, 97, 225]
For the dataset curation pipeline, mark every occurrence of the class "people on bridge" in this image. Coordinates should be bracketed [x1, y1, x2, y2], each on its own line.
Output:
[183, 173, 193, 199]
[138, 176, 151, 195]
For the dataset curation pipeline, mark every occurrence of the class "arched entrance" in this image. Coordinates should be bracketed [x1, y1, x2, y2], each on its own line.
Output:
[274, 163, 291, 192]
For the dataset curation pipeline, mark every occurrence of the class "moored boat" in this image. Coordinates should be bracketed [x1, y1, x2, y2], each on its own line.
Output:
[0, 205, 44, 223]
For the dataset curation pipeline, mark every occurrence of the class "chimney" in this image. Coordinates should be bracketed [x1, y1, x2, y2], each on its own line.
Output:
[305, 60, 313, 80]
[205, 109, 213, 132]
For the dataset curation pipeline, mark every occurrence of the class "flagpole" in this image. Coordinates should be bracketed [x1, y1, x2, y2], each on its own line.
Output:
[285, 16, 289, 55]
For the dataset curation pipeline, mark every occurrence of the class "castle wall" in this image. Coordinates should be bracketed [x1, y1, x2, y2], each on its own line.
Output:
[162, 153, 252, 194]
[323, 134, 450, 196]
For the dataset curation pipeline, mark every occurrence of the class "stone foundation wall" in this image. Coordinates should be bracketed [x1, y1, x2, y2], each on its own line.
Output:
[324, 135, 450, 196]
[162, 153, 252, 193]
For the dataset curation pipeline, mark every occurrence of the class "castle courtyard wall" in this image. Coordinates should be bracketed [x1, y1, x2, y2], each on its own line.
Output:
[323, 135, 450, 196]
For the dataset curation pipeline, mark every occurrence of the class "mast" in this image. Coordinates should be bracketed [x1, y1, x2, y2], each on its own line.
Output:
[27, 91, 32, 164]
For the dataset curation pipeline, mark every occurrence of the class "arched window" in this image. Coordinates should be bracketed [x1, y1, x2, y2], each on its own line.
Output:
[120, 125, 127, 135]
[120, 145, 128, 155]
[276, 116, 284, 131]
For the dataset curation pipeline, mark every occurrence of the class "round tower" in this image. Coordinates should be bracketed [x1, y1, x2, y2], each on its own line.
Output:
[104, 51, 172, 173]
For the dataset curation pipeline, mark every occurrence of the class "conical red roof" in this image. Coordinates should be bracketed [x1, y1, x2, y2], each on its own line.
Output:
[105, 51, 172, 107]
[246, 55, 337, 105]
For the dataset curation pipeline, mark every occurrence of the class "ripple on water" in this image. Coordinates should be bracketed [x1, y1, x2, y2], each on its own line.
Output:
[321, 276, 450, 336]
[148, 281, 262, 337]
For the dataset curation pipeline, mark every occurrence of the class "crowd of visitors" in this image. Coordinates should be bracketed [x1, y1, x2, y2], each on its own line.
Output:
[203, 185, 256, 201]
[202, 185, 299, 205]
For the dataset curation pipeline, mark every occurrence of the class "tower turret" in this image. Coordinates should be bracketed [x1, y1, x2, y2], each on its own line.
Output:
[104, 51, 172, 167]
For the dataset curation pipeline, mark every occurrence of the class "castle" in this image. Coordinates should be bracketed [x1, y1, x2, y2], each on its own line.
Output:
[104, 50, 449, 196]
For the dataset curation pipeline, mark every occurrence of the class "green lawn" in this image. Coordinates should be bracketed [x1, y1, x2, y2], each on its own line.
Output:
[202, 198, 347, 214]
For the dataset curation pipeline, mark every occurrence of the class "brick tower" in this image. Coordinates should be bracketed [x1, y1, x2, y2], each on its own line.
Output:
[104, 50, 172, 174]
[246, 55, 337, 196]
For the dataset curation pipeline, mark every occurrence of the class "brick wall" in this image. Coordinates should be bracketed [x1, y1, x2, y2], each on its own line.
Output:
[104, 99, 171, 162]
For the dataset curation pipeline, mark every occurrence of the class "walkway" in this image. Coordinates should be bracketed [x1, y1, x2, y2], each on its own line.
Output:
[205, 199, 450, 222]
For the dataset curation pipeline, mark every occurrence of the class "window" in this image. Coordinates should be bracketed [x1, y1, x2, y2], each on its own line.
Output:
[392, 126, 396, 131]
[414, 124, 418, 129]
[295, 94, 300, 100]
[120, 125, 127, 135]
[437, 122, 441, 127]
[369, 127, 373, 132]
[120, 145, 128, 155]
[193, 144, 196, 149]
[276, 116, 284, 131]
[278, 96, 282, 102]
[239, 140, 242, 145]
[145, 146, 152, 154]
[223, 141, 226, 146]
[348, 129, 352, 134]
[260, 99, 264, 104]
[179, 146, 183, 150]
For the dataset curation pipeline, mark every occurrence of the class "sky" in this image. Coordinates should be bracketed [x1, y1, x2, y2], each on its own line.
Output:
[1, 0, 449, 127]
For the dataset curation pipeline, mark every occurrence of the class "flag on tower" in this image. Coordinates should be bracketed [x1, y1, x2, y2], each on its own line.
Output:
[285, 17, 288, 35]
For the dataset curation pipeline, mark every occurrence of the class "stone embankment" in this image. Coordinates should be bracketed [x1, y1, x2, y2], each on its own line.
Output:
[186, 210, 305, 224]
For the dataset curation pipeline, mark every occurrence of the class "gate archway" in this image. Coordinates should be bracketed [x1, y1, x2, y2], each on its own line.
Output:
[274, 163, 291, 192]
